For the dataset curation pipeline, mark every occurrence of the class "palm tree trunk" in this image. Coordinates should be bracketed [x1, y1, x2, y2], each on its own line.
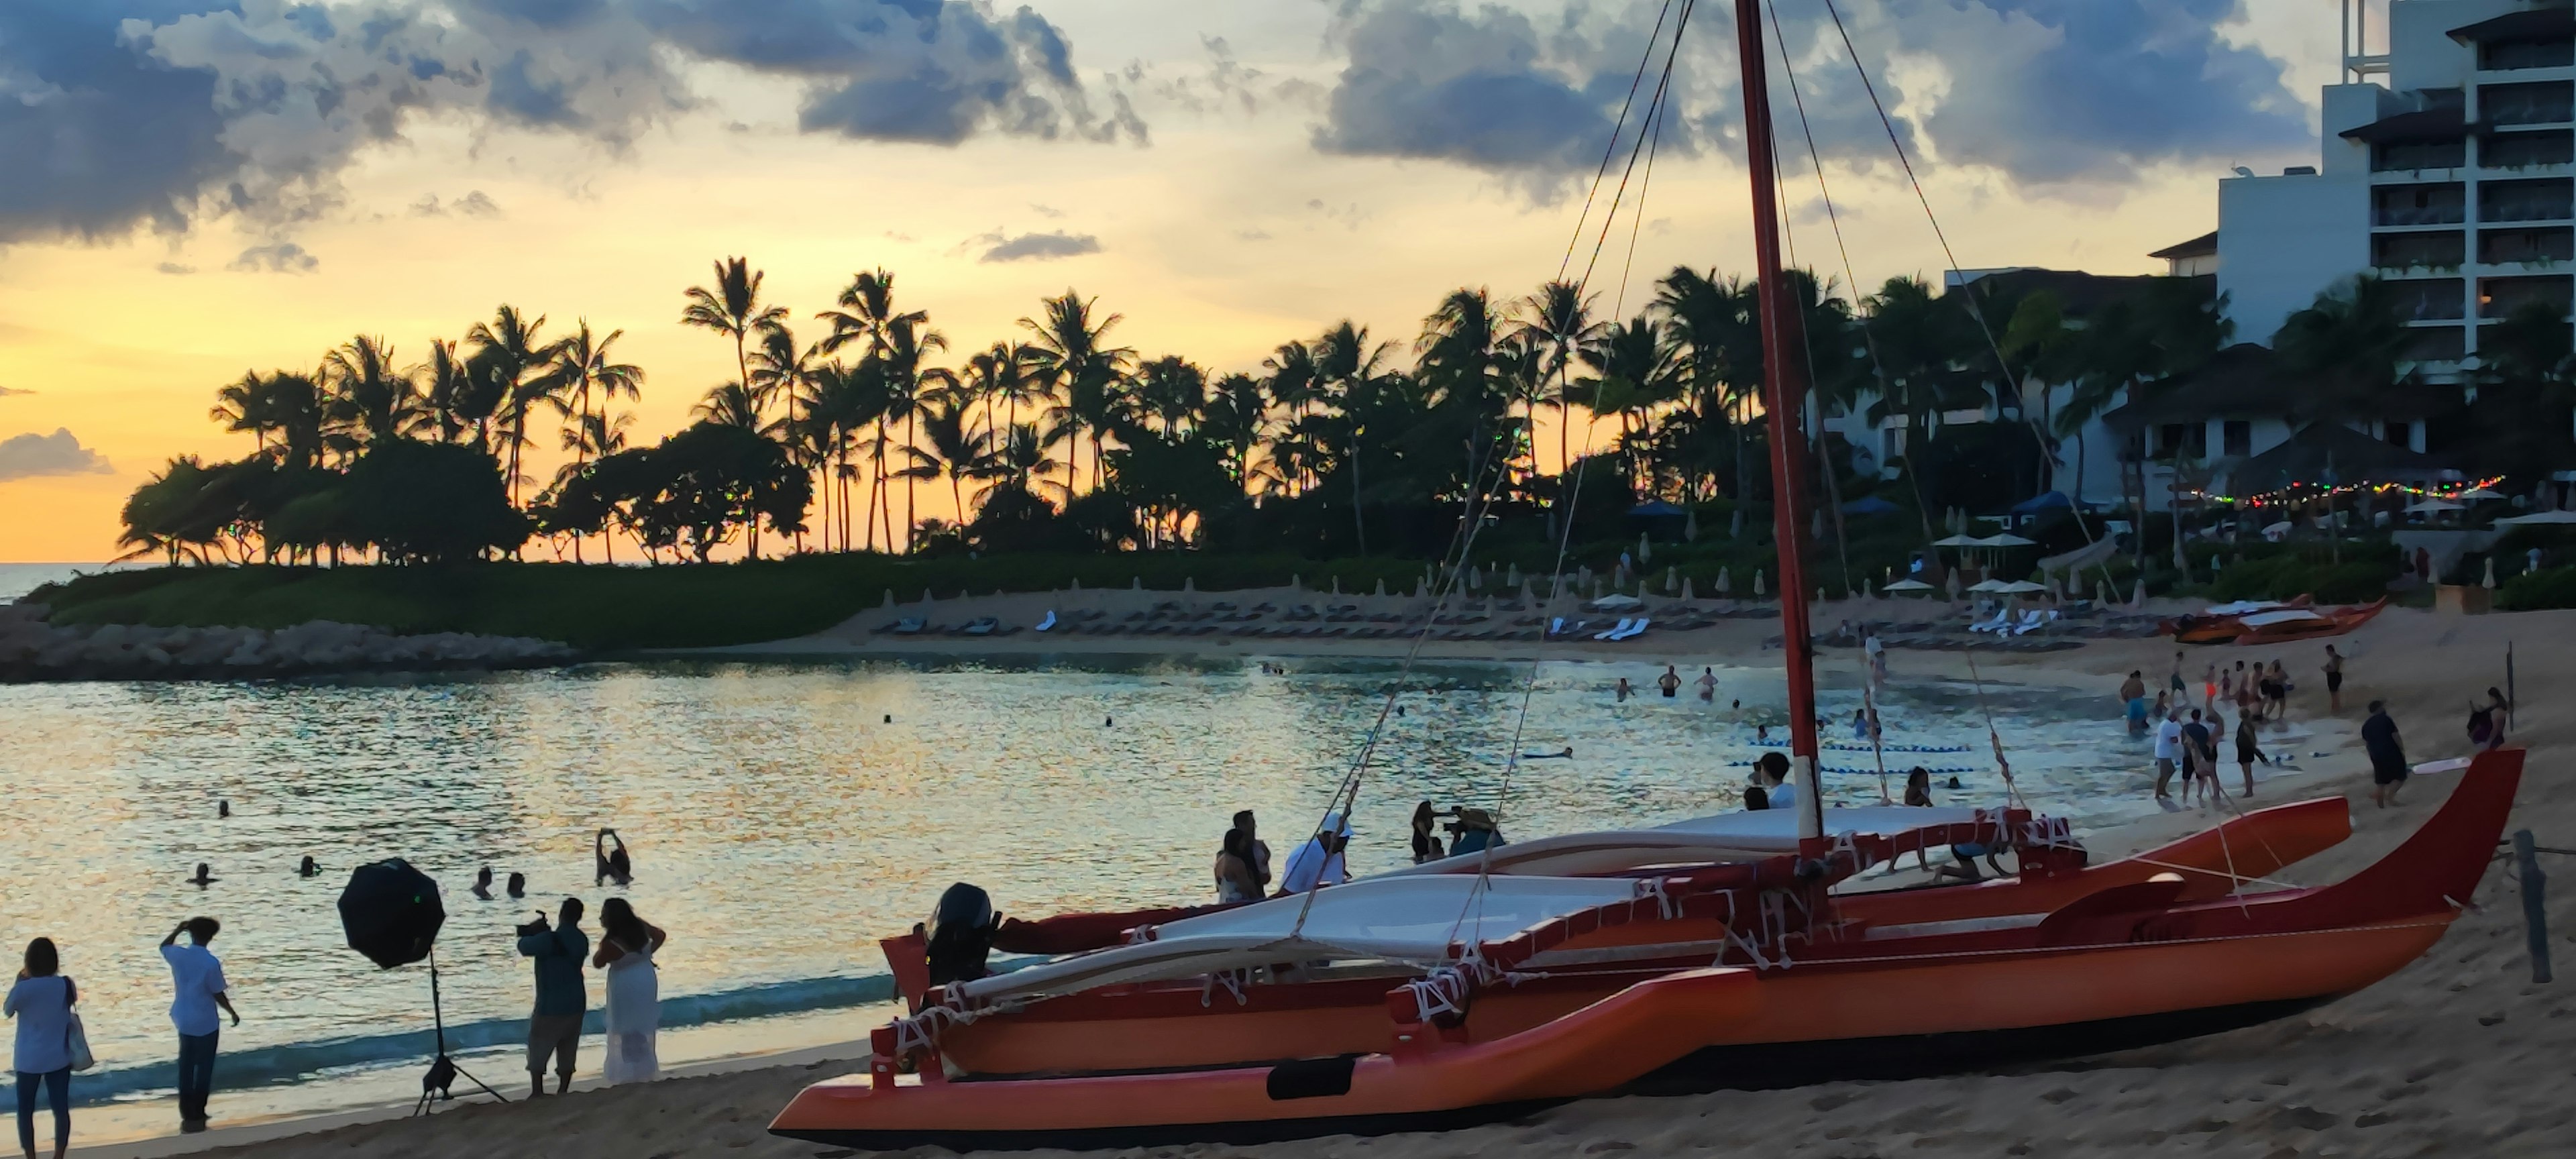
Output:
[904, 410, 920, 553]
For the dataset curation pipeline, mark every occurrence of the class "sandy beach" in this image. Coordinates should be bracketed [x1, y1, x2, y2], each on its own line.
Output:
[84, 597, 2576, 1159]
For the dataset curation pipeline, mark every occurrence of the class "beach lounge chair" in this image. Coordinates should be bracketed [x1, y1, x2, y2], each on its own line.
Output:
[1034, 610, 1057, 632]
[1966, 608, 2012, 634]
[890, 617, 926, 636]
[1548, 616, 1567, 638]
[1592, 618, 1636, 641]
[1612, 618, 1651, 641]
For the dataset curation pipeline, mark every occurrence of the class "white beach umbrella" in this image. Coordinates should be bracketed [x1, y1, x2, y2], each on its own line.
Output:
[1884, 578, 1935, 594]
[1931, 534, 1985, 547]
[2405, 498, 2464, 514]
[2496, 510, 2576, 527]
[2000, 580, 2048, 594]
[2456, 487, 2504, 500]
[1966, 579, 2010, 593]
[1976, 533, 2039, 547]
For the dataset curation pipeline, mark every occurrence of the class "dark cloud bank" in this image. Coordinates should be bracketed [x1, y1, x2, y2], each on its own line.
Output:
[0, 0, 1144, 248]
[1311, 0, 2310, 191]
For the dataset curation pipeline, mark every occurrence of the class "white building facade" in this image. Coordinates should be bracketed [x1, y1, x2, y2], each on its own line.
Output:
[2221, 0, 2572, 404]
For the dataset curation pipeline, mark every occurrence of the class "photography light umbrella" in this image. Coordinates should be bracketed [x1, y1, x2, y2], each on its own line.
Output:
[335, 859, 506, 1112]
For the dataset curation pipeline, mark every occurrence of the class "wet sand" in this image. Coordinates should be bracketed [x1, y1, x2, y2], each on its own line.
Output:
[87, 602, 2576, 1158]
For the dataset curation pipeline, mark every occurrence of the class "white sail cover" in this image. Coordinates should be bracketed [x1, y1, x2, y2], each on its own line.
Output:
[2240, 609, 2328, 628]
[951, 875, 1643, 1005]
[1377, 806, 1995, 879]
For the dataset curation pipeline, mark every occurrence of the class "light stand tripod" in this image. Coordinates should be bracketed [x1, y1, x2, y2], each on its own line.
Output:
[413, 948, 508, 1116]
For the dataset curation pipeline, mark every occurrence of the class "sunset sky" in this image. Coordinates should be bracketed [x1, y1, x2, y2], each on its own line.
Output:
[0, 0, 2345, 561]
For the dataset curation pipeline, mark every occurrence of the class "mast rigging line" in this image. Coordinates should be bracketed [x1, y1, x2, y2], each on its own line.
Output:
[1811, 0, 2121, 603]
[1449, 0, 1698, 948]
[1558, 0, 1683, 284]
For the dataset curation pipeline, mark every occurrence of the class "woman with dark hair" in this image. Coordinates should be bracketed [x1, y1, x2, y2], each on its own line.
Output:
[7, 938, 76, 1159]
[1409, 802, 1446, 865]
[1214, 830, 1260, 903]
[2469, 687, 2511, 751]
[590, 899, 665, 1085]
[1900, 768, 1936, 871]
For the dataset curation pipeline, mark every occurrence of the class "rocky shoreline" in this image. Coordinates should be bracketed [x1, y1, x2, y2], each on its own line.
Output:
[0, 603, 578, 683]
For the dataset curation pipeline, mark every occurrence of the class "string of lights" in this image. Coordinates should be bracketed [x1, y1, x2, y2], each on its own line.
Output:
[2181, 476, 2507, 508]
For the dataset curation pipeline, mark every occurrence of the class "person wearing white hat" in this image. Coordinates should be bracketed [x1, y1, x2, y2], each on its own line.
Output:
[1275, 813, 1352, 896]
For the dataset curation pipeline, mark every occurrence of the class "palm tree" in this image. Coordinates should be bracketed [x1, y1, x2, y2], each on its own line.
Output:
[875, 316, 953, 552]
[682, 256, 789, 423]
[549, 322, 643, 561]
[1511, 280, 1610, 485]
[321, 335, 425, 461]
[902, 390, 993, 531]
[555, 408, 635, 561]
[1201, 371, 1269, 490]
[816, 268, 924, 359]
[1260, 339, 1322, 494]
[1021, 290, 1134, 502]
[465, 305, 563, 506]
[419, 339, 477, 445]
[963, 341, 1046, 452]
[1578, 315, 1683, 488]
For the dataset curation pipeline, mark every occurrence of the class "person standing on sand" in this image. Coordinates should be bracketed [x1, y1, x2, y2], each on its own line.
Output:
[2180, 710, 2215, 808]
[2169, 651, 2188, 701]
[515, 898, 589, 1097]
[1657, 666, 1681, 698]
[2469, 687, 2510, 751]
[2118, 671, 2148, 735]
[159, 918, 238, 1133]
[2363, 701, 2408, 808]
[2151, 710, 2184, 802]
[2234, 712, 2267, 799]
[2322, 646, 2345, 714]
[1696, 667, 1718, 704]
[592, 899, 665, 1086]
[8, 938, 76, 1159]
[1276, 814, 1351, 895]
[1865, 631, 1888, 685]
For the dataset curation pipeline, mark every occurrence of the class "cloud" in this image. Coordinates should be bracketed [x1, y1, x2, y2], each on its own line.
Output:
[0, 386, 28, 397]
[979, 231, 1100, 263]
[411, 190, 506, 218]
[0, 0, 1136, 247]
[228, 241, 319, 273]
[154, 261, 196, 275]
[1310, 0, 2307, 193]
[0, 428, 115, 481]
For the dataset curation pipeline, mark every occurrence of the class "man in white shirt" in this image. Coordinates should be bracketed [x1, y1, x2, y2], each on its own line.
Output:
[2152, 711, 2185, 801]
[161, 917, 241, 1132]
[1275, 812, 1351, 895]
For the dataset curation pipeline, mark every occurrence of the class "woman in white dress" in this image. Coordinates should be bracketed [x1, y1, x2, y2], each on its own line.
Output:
[590, 899, 667, 1085]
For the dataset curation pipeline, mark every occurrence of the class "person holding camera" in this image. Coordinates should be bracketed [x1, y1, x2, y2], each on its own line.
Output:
[158, 918, 237, 1133]
[515, 899, 590, 1097]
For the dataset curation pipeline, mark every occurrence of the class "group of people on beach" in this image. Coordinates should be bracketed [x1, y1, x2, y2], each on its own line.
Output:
[2123, 647, 2343, 807]
[5, 826, 667, 1150]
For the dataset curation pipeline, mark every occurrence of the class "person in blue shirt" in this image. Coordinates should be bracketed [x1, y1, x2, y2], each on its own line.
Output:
[515, 899, 591, 1096]
[159, 918, 239, 1133]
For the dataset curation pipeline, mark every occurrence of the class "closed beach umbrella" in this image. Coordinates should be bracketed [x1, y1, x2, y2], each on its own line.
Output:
[337, 859, 446, 971]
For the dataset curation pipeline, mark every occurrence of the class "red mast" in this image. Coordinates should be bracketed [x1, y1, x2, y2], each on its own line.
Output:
[1731, 0, 1824, 836]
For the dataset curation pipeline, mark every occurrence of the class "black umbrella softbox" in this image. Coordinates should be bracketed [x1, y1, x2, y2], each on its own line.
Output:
[339, 859, 446, 970]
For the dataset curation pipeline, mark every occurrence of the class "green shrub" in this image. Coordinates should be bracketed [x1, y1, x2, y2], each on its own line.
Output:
[2499, 566, 2576, 611]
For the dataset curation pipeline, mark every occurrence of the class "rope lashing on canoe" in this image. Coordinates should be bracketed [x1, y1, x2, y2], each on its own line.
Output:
[1200, 968, 1253, 1009]
[1642, 875, 1680, 920]
[1401, 966, 1476, 1024]
[887, 997, 1023, 1058]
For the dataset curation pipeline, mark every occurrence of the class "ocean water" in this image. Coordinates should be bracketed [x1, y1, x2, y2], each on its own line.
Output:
[0, 653, 2151, 1125]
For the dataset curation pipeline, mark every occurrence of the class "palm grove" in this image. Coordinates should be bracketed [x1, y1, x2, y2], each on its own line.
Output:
[117, 253, 2572, 577]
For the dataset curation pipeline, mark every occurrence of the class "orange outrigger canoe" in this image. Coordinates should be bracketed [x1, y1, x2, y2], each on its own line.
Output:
[773, 759, 2508, 1150]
